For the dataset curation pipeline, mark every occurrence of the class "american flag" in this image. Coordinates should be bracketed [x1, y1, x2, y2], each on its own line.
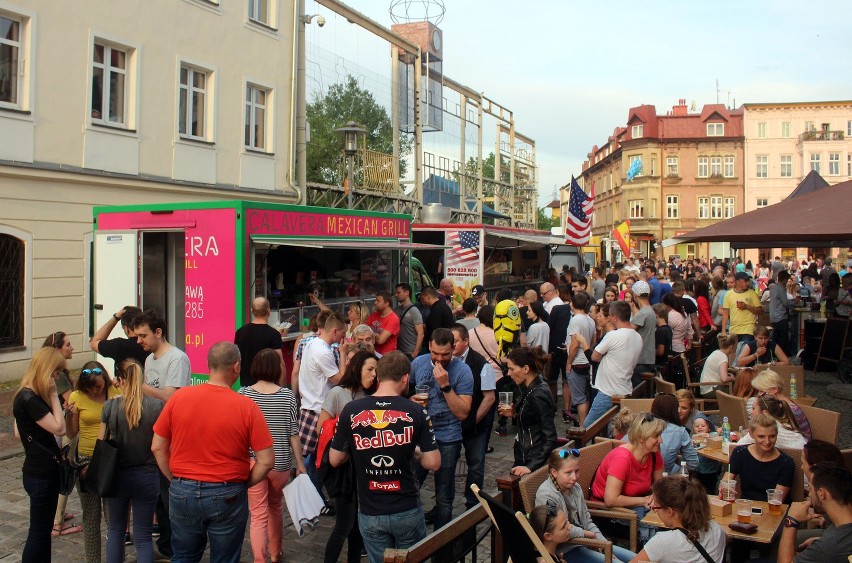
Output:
[564, 176, 595, 246]
[446, 230, 480, 268]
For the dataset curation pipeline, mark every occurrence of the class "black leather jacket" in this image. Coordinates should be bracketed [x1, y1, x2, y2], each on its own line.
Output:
[513, 376, 557, 471]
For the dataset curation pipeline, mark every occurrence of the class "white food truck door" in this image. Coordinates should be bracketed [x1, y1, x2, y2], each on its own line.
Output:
[93, 231, 139, 375]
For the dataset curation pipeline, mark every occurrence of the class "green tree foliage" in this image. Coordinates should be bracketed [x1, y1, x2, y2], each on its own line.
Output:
[537, 207, 556, 230]
[306, 75, 410, 185]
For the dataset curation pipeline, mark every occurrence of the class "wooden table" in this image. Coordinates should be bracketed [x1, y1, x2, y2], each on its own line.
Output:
[642, 496, 787, 543]
[697, 445, 730, 464]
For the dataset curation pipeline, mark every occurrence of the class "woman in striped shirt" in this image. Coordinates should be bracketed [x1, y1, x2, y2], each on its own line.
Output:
[240, 348, 306, 563]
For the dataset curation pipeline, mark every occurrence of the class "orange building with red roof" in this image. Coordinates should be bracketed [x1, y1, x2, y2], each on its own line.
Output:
[580, 100, 744, 260]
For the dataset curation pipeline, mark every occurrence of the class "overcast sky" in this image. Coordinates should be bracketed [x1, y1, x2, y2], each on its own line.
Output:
[307, 0, 852, 206]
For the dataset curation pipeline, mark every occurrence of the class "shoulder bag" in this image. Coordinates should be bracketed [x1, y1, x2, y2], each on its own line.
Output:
[21, 431, 78, 496]
[82, 399, 121, 497]
[473, 327, 509, 377]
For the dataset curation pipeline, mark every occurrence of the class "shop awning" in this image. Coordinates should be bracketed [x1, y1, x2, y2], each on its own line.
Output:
[251, 236, 449, 250]
[484, 228, 564, 249]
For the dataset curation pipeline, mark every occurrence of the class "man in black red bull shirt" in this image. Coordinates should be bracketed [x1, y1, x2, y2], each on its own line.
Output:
[330, 351, 439, 563]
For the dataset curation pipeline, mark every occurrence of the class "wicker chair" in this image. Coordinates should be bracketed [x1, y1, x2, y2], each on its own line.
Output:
[755, 365, 806, 398]
[516, 464, 614, 561]
[715, 390, 749, 431]
[654, 376, 676, 394]
[797, 404, 840, 443]
[618, 398, 654, 414]
[576, 440, 639, 553]
[779, 446, 806, 503]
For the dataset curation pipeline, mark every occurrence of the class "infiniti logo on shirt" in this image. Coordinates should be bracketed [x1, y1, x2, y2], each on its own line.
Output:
[370, 455, 394, 468]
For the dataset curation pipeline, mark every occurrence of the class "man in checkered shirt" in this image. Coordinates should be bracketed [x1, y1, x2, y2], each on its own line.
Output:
[297, 312, 350, 502]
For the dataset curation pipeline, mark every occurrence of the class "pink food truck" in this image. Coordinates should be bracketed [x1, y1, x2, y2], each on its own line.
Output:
[92, 200, 419, 383]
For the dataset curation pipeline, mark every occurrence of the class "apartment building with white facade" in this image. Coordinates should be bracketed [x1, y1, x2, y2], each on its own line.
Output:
[743, 101, 852, 211]
[742, 101, 852, 263]
[0, 0, 298, 379]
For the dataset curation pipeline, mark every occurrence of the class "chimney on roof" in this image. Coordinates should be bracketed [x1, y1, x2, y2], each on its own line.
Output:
[672, 98, 688, 116]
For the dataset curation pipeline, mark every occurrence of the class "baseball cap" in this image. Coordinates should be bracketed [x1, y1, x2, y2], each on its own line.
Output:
[631, 280, 651, 296]
[734, 272, 751, 281]
[470, 285, 486, 297]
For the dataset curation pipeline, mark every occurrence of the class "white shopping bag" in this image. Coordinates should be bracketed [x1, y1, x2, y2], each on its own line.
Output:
[283, 473, 325, 536]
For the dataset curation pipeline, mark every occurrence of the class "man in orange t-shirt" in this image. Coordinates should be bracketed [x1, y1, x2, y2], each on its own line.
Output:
[152, 342, 274, 562]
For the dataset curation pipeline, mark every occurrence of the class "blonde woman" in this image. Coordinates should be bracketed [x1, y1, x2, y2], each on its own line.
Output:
[100, 360, 164, 563]
[12, 347, 67, 562]
[749, 369, 811, 441]
[590, 413, 666, 542]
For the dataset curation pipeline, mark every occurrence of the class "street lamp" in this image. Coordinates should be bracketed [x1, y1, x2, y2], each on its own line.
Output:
[334, 121, 366, 209]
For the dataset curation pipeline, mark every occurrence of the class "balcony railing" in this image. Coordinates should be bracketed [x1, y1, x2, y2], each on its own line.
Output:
[799, 130, 845, 142]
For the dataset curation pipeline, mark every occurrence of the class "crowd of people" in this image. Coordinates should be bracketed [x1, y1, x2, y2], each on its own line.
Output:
[10, 252, 852, 562]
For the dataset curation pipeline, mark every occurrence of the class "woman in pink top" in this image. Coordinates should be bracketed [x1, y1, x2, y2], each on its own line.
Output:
[591, 413, 666, 541]
[468, 305, 503, 383]
[663, 293, 693, 354]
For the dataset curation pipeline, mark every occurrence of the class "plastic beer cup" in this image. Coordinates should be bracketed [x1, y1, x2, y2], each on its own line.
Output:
[414, 385, 430, 408]
[767, 489, 783, 514]
[736, 499, 752, 523]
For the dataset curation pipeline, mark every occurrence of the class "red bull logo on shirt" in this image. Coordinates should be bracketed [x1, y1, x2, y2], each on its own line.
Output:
[353, 426, 414, 451]
[350, 409, 413, 429]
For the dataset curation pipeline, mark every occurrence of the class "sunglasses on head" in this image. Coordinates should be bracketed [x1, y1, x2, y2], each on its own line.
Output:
[558, 448, 581, 459]
[642, 413, 656, 423]
[81, 367, 104, 376]
[544, 498, 559, 528]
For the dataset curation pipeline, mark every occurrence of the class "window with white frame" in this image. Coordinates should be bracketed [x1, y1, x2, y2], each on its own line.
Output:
[178, 65, 208, 139]
[632, 124, 643, 138]
[91, 41, 129, 125]
[0, 14, 22, 107]
[629, 154, 643, 176]
[848, 120, 852, 137]
[698, 197, 709, 219]
[805, 120, 814, 132]
[810, 153, 820, 173]
[710, 156, 722, 176]
[711, 196, 723, 219]
[628, 199, 643, 219]
[666, 195, 678, 219]
[756, 155, 768, 178]
[724, 197, 735, 218]
[780, 155, 792, 178]
[697, 156, 708, 178]
[666, 156, 679, 176]
[756, 198, 769, 208]
[781, 121, 791, 138]
[724, 155, 735, 177]
[244, 84, 269, 150]
[757, 122, 767, 138]
[848, 154, 851, 176]
[829, 152, 840, 175]
[248, 0, 271, 25]
[706, 122, 724, 136]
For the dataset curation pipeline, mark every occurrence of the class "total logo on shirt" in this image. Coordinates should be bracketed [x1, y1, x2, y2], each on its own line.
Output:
[369, 480, 401, 491]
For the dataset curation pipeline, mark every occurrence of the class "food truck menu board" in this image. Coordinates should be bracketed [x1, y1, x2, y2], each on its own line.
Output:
[445, 229, 483, 308]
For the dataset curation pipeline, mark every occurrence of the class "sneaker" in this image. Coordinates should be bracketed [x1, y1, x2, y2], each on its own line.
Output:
[124, 532, 133, 546]
[151, 524, 160, 537]
[495, 426, 507, 437]
[320, 503, 336, 517]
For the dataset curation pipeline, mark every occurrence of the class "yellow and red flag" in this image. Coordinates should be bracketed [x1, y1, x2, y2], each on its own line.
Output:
[613, 220, 631, 256]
